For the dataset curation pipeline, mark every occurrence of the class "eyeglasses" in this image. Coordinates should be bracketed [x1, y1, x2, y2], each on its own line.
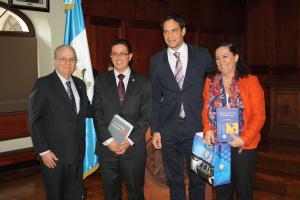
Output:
[110, 52, 130, 58]
[57, 57, 77, 63]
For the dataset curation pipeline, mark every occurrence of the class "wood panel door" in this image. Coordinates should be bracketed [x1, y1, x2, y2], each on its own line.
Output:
[127, 20, 164, 76]
[86, 16, 124, 73]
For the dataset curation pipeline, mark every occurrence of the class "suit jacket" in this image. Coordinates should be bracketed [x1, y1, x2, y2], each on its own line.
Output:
[150, 44, 211, 138]
[28, 71, 89, 164]
[93, 70, 151, 158]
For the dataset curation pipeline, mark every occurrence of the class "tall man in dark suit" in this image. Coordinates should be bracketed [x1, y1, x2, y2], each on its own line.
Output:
[29, 45, 89, 200]
[150, 14, 212, 200]
[93, 39, 151, 200]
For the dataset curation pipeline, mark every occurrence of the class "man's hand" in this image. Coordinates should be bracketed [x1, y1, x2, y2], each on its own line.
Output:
[152, 132, 162, 149]
[41, 151, 58, 169]
[107, 140, 121, 153]
[117, 140, 131, 155]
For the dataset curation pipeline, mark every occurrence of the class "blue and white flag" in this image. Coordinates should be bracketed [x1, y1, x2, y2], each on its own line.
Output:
[64, 0, 99, 179]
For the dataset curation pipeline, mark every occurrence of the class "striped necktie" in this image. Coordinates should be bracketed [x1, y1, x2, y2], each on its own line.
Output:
[174, 52, 185, 118]
[174, 52, 184, 89]
[66, 81, 77, 113]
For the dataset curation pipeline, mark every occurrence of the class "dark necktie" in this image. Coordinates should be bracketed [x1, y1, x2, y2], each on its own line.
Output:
[117, 74, 125, 105]
[66, 81, 77, 112]
[174, 52, 185, 118]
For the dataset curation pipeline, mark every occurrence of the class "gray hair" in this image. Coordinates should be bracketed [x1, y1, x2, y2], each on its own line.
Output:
[54, 45, 77, 61]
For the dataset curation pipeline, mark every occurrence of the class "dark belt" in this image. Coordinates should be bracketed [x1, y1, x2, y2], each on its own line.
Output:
[177, 117, 186, 122]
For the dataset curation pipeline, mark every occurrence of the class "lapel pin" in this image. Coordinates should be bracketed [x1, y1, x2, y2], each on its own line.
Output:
[132, 78, 135, 82]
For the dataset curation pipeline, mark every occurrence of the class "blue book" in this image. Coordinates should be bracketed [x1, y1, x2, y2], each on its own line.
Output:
[216, 108, 239, 142]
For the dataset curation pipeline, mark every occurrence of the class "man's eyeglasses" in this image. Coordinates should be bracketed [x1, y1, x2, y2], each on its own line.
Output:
[110, 52, 130, 58]
[57, 57, 77, 63]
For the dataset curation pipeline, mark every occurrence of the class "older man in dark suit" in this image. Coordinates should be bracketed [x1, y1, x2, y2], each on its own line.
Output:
[150, 13, 212, 200]
[28, 45, 89, 200]
[93, 39, 151, 200]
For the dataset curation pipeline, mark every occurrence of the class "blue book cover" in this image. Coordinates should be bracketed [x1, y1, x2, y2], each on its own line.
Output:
[216, 108, 239, 142]
[191, 132, 231, 186]
[191, 132, 215, 185]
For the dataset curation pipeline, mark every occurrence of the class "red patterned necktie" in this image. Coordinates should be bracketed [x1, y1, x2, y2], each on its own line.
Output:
[117, 74, 125, 105]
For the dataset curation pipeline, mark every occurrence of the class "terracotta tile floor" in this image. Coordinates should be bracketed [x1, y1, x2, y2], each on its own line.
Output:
[0, 164, 297, 200]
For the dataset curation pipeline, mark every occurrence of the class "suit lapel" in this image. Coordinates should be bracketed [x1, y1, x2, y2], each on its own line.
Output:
[108, 71, 121, 109]
[182, 44, 196, 90]
[51, 72, 78, 115]
[73, 76, 84, 115]
[162, 50, 181, 91]
[124, 71, 136, 101]
[51, 72, 74, 109]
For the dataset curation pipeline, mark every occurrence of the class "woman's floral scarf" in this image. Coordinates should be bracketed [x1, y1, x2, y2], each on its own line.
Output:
[207, 73, 245, 136]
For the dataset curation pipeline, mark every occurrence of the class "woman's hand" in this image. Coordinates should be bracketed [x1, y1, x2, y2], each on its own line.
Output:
[203, 130, 215, 146]
[229, 134, 245, 147]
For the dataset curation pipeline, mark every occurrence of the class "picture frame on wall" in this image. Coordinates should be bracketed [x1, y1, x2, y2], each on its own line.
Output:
[9, 0, 49, 12]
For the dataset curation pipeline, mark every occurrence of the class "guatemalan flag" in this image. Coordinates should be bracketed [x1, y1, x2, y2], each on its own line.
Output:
[64, 0, 99, 179]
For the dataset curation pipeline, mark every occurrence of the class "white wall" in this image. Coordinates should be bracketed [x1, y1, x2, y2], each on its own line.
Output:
[0, 0, 66, 152]
[0, 0, 66, 76]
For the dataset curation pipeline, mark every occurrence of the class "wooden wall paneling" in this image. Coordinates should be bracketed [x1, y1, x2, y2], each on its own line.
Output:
[246, 0, 274, 67]
[269, 82, 300, 141]
[219, 0, 245, 30]
[127, 20, 164, 76]
[134, 0, 169, 22]
[275, 0, 298, 66]
[0, 112, 29, 141]
[198, 32, 225, 55]
[270, 65, 300, 81]
[82, 0, 133, 19]
[86, 16, 123, 73]
[0, 112, 35, 167]
[170, 0, 219, 27]
[0, 148, 36, 167]
[275, 92, 297, 126]
[298, 0, 300, 69]
[185, 25, 198, 45]
[249, 65, 271, 84]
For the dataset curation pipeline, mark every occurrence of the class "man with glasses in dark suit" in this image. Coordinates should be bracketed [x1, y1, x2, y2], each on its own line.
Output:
[29, 45, 90, 200]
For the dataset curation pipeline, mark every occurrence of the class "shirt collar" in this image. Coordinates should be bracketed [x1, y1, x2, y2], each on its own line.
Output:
[56, 70, 73, 83]
[113, 67, 131, 79]
[167, 42, 187, 57]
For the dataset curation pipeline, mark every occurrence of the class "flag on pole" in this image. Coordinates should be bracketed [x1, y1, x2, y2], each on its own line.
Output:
[64, 0, 99, 179]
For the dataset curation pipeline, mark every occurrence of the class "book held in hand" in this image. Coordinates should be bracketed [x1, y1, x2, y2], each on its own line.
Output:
[108, 114, 134, 144]
[216, 108, 239, 142]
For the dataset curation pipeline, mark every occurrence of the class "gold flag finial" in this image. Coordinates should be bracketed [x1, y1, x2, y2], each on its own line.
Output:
[64, 3, 75, 11]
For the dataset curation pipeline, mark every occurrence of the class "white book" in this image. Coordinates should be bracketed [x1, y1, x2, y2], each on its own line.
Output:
[108, 114, 134, 144]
